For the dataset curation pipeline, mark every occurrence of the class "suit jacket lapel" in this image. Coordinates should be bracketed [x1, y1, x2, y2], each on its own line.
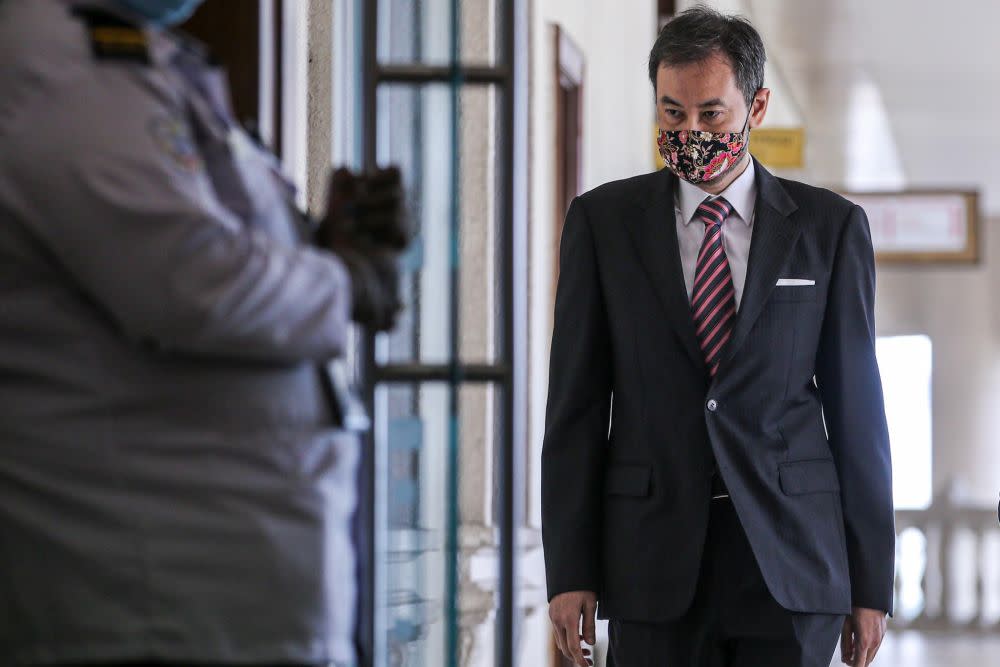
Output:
[716, 158, 800, 372]
[624, 169, 706, 372]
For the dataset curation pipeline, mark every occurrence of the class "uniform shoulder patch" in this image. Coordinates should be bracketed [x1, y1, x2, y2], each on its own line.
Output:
[148, 114, 203, 173]
[71, 7, 151, 64]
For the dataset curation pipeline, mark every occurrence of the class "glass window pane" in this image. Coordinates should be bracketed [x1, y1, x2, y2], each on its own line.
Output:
[378, 382, 452, 666]
[375, 83, 505, 366]
[376, 0, 502, 67]
[376, 84, 454, 366]
[375, 381, 503, 666]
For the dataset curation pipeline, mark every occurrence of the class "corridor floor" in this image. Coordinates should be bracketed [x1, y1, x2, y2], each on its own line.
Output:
[828, 630, 1000, 666]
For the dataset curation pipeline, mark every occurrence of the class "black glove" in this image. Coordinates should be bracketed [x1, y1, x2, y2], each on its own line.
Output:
[317, 167, 411, 332]
[334, 244, 403, 333]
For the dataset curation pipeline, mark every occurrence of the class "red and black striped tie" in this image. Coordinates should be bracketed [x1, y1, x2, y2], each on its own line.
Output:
[691, 196, 736, 377]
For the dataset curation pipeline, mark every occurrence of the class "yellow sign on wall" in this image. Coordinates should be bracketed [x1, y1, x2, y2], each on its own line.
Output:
[749, 127, 805, 169]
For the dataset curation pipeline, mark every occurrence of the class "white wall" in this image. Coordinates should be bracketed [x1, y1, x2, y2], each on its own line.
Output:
[527, 0, 657, 529]
[523, 1, 656, 664]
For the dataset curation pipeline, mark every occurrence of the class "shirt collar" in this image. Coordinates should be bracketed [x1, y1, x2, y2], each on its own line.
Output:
[676, 156, 757, 227]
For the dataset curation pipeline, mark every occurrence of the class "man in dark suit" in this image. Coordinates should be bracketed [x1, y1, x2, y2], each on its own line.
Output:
[542, 7, 895, 667]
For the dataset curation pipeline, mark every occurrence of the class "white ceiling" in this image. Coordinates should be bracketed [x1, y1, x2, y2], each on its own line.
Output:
[724, 0, 1000, 213]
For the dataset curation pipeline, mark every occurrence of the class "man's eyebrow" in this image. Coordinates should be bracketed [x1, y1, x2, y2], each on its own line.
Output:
[659, 95, 728, 108]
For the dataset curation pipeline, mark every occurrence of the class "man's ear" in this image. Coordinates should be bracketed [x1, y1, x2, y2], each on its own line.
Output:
[749, 88, 771, 129]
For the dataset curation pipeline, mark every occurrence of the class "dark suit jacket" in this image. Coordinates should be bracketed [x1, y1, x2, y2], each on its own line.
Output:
[541, 157, 895, 622]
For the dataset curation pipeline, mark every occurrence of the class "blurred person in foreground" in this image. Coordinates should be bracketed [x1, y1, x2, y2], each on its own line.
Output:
[0, 1, 408, 666]
[542, 6, 894, 667]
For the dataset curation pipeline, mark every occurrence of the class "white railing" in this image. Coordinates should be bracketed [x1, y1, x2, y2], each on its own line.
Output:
[891, 481, 1000, 632]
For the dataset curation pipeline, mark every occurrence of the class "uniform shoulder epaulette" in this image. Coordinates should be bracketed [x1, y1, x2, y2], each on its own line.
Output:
[71, 6, 150, 64]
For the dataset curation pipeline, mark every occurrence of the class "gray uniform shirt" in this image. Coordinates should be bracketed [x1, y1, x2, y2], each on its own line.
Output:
[0, 1, 357, 664]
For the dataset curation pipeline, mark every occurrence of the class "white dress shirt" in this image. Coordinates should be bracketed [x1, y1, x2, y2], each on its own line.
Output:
[675, 157, 757, 310]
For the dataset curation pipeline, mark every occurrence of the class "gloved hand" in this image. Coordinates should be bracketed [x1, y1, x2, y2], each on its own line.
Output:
[316, 166, 411, 332]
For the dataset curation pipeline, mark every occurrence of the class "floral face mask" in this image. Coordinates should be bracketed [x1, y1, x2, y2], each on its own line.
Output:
[657, 103, 753, 184]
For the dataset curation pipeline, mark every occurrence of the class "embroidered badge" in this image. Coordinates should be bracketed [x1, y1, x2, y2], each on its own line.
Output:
[148, 115, 203, 173]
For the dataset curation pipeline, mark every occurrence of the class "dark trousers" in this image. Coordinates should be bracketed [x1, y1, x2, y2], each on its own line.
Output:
[607, 498, 844, 667]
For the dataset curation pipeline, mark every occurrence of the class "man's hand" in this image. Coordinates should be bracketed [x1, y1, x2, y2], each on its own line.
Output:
[549, 590, 597, 667]
[840, 606, 887, 666]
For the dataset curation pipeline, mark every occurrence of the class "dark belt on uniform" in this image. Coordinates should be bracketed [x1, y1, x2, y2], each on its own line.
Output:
[710, 469, 730, 500]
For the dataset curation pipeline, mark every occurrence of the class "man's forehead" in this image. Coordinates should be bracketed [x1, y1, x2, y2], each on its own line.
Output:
[655, 57, 740, 105]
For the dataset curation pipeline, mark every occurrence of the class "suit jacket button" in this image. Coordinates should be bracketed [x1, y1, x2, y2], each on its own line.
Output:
[707, 399, 718, 412]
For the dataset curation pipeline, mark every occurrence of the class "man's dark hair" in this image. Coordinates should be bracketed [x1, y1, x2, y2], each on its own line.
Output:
[648, 5, 766, 108]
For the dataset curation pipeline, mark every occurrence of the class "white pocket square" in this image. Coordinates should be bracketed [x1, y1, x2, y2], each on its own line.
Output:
[776, 278, 815, 286]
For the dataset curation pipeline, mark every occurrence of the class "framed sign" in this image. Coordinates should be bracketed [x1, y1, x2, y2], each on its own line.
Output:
[749, 127, 805, 169]
[837, 190, 979, 264]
